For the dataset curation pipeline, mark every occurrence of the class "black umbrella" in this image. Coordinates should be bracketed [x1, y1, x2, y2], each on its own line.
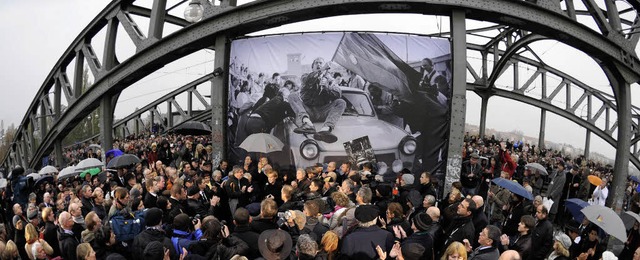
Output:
[107, 154, 141, 169]
[173, 121, 211, 135]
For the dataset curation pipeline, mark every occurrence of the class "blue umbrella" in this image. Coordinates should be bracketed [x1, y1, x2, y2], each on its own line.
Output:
[491, 178, 533, 200]
[631, 176, 640, 183]
[565, 198, 589, 222]
[106, 149, 124, 158]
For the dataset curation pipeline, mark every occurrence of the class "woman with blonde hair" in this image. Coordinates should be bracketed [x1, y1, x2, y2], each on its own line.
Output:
[441, 241, 467, 260]
[3, 240, 19, 260]
[317, 230, 340, 260]
[76, 243, 96, 260]
[24, 224, 53, 260]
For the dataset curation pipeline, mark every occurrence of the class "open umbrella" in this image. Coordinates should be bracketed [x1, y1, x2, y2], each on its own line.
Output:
[588, 175, 602, 186]
[622, 211, 640, 230]
[491, 178, 533, 200]
[88, 144, 101, 150]
[631, 176, 640, 183]
[0, 179, 6, 189]
[581, 205, 627, 242]
[38, 165, 58, 176]
[79, 167, 102, 178]
[75, 158, 103, 172]
[565, 198, 589, 222]
[525, 163, 548, 175]
[35, 175, 54, 187]
[107, 154, 140, 169]
[239, 133, 285, 154]
[58, 165, 78, 181]
[26, 172, 41, 180]
[106, 149, 124, 158]
[173, 121, 211, 135]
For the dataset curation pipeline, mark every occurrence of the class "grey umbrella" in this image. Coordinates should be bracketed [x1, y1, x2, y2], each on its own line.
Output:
[580, 205, 627, 242]
[38, 165, 58, 176]
[58, 165, 78, 181]
[525, 163, 548, 175]
[622, 211, 640, 230]
[239, 133, 284, 153]
[173, 121, 212, 135]
[75, 158, 103, 172]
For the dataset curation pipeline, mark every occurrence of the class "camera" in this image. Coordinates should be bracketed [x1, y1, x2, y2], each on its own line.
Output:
[276, 211, 292, 227]
[191, 214, 201, 225]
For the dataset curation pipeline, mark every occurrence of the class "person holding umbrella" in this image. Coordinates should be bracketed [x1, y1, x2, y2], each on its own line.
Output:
[590, 178, 608, 206]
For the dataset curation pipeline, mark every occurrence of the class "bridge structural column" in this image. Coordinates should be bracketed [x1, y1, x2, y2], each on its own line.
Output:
[602, 65, 632, 215]
[584, 130, 591, 160]
[100, 95, 115, 161]
[478, 94, 490, 138]
[445, 10, 467, 194]
[54, 139, 64, 168]
[539, 109, 546, 149]
[211, 35, 230, 166]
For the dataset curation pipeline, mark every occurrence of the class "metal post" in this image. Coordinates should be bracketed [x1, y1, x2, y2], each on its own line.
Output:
[167, 100, 173, 128]
[40, 99, 47, 141]
[148, 0, 167, 40]
[584, 130, 591, 159]
[445, 10, 467, 194]
[100, 95, 114, 161]
[479, 94, 489, 138]
[55, 139, 64, 167]
[211, 35, 229, 166]
[539, 109, 546, 148]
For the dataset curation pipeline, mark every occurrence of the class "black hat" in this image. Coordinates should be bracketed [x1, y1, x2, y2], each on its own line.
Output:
[407, 190, 422, 208]
[187, 186, 200, 197]
[202, 160, 212, 166]
[145, 208, 163, 227]
[565, 219, 580, 233]
[258, 229, 293, 260]
[173, 213, 191, 231]
[401, 243, 425, 260]
[412, 212, 432, 231]
[355, 205, 379, 223]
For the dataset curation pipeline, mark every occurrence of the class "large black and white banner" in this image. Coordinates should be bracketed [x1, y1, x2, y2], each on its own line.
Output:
[227, 32, 451, 178]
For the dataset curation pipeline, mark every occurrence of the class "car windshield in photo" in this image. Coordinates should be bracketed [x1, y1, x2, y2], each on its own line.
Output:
[342, 92, 374, 116]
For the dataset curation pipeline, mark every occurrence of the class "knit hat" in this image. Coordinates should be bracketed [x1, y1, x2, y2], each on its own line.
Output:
[355, 205, 379, 223]
[412, 212, 432, 231]
[145, 208, 163, 227]
[401, 243, 425, 260]
[402, 174, 414, 185]
[554, 232, 572, 249]
[407, 190, 422, 208]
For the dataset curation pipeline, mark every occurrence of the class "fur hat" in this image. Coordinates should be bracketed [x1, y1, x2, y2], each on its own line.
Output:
[402, 174, 414, 185]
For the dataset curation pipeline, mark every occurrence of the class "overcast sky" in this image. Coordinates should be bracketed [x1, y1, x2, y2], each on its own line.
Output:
[1, 0, 638, 168]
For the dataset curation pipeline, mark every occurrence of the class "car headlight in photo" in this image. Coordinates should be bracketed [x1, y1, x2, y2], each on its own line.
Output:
[300, 139, 320, 160]
[399, 136, 417, 155]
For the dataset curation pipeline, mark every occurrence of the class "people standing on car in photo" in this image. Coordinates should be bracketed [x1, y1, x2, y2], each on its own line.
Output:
[288, 57, 346, 143]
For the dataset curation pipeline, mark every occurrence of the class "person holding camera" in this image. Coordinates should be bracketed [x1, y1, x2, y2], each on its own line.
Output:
[170, 213, 203, 254]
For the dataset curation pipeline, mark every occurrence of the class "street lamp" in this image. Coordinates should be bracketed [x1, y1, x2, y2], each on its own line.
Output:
[184, 0, 204, 23]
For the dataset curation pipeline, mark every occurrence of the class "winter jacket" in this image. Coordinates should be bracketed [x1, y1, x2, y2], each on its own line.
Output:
[57, 228, 79, 260]
[231, 225, 260, 259]
[443, 215, 475, 249]
[502, 233, 532, 260]
[131, 228, 176, 260]
[341, 226, 394, 259]
[187, 235, 249, 259]
[531, 218, 553, 260]
[470, 246, 500, 260]
[43, 221, 61, 257]
[250, 217, 279, 234]
[402, 231, 434, 260]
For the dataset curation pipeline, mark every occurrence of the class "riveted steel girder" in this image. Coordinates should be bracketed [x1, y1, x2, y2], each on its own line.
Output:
[4, 0, 640, 171]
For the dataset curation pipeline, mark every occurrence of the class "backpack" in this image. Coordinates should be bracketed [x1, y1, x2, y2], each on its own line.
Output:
[109, 212, 143, 242]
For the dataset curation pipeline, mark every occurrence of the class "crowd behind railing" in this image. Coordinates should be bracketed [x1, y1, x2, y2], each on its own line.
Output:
[0, 132, 637, 260]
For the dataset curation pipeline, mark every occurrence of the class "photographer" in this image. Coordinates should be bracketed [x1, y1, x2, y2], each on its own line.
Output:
[187, 217, 249, 259]
[170, 213, 203, 254]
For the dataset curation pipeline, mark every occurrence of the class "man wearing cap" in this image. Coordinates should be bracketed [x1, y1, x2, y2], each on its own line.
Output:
[546, 159, 567, 222]
[131, 208, 176, 259]
[461, 153, 482, 196]
[342, 205, 394, 259]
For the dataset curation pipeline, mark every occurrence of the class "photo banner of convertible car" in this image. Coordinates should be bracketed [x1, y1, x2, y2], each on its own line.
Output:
[227, 32, 452, 179]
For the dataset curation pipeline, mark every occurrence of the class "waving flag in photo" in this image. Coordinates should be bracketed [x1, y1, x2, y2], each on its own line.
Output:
[332, 32, 421, 100]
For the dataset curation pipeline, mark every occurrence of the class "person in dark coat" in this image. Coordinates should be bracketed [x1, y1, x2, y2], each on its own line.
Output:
[230, 208, 261, 259]
[250, 198, 280, 234]
[402, 212, 435, 260]
[500, 215, 534, 259]
[187, 218, 249, 259]
[80, 185, 95, 217]
[57, 211, 79, 260]
[224, 166, 251, 215]
[460, 153, 483, 196]
[168, 183, 187, 224]
[143, 178, 160, 209]
[418, 172, 437, 198]
[443, 198, 476, 249]
[41, 207, 61, 258]
[502, 194, 527, 237]
[131, 208, 176, 260]
[185, 186, 218, 218]
[471, 195, 488, 248]
[531, 204, 554, 260]
[341, 205, 394, 259]
[466, 225, 501, 260]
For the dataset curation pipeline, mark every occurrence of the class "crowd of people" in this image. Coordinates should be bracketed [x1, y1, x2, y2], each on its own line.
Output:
[0, 131, 638, 260]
